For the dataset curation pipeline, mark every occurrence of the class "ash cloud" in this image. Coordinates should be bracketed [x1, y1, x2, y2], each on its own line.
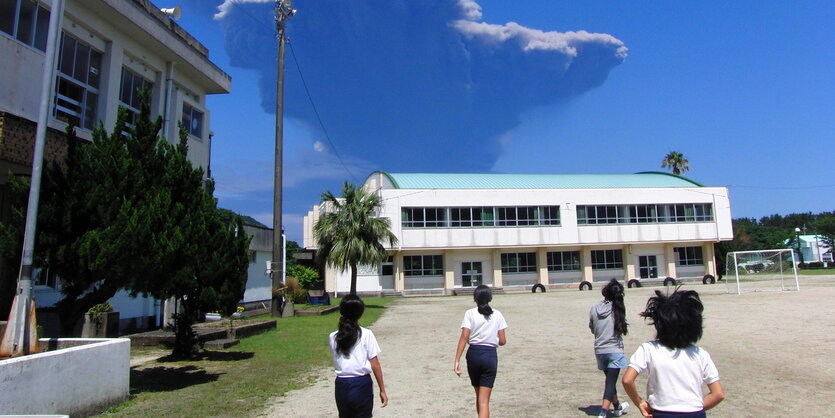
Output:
[201, 0, 627, 172]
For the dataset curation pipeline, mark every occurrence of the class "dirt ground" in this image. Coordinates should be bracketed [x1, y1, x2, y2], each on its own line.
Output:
[259, 276, 835, 417]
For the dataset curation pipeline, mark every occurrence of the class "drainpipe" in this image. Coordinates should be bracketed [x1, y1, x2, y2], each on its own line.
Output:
[163, 61, 175, 139]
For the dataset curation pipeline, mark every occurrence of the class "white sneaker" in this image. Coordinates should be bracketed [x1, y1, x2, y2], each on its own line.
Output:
[612, 402, 629, 416]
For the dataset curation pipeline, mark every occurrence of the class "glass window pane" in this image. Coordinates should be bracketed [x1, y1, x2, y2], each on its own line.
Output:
[88, 49, 101, 88]
[73, 42, 90, 83]
[0, 0, 15, 36]
[16, 0, 34, 45]
[33, 4, 49, 51]
[59, 34, 75, 76]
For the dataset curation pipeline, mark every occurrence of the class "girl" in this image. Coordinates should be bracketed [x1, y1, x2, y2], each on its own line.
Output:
[453, 285, 508, 418]
[589, 279, 630, 417]
[329, 295, 388, 417]
[622, 289, 725, 418]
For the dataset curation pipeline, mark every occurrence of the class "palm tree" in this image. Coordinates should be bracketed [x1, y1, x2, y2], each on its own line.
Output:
[661, 151, 690, 175]
[313, 182, 398, 295]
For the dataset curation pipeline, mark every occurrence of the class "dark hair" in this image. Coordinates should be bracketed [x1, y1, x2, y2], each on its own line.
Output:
[335, 294, 365, 357]
[602, 279, 628, 336]
[640, 289, 703, 349]
[473, 285, 493, 319]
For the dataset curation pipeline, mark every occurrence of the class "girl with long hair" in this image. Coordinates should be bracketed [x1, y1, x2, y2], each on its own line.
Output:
[453, 285, 508, 418]
[329, 295, 388, 417]
[590, 279, 630, 417]
[622, 289, 725, 418]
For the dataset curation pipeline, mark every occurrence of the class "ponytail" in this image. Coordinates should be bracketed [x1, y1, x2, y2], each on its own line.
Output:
[602, 279, 628, 336]
[335, 295, 365, 357]
[473, 285, 493, 319]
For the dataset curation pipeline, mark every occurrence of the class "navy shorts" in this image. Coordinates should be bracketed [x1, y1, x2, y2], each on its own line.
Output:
[652, 410, 706, 418]
[466, 345, 498, 388]
[335, 374, 373, 418]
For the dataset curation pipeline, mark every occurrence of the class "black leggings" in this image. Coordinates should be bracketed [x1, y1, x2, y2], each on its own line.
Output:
[602, 368, 621, 402]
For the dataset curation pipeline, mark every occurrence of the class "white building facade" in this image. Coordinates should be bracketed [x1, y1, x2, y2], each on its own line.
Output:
[303, 172, 734, 295]
[0, 0, 231, 333]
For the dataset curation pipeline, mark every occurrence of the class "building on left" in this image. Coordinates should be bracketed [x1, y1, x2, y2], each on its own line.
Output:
[0, 0, 231, 335]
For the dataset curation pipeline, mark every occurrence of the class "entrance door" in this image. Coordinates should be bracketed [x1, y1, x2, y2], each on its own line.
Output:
[462, 262, 483, 287]
[639, 255, 659, 279]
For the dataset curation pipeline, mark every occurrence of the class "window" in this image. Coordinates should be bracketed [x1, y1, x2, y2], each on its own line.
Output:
[404, 206, 557, 228]
[119, 67, 153, 129]
[403, 255, 443, 276]
[182, 102, 204, 138]
[402, 207, 447, 228]
[54, 32, 101, 130]
[578, 204, 713, 225]
[381, 256, 393, 276]
[1, 0, 50, 51]
[546, 251, 580, 271]
[675, 246, 704, 265]
[501, 252, 537, 273]
[248, 251, 257, 263]
[33, 266, 59, 288]
[591, 249, 623, 270]
[540, 206, 560, 225]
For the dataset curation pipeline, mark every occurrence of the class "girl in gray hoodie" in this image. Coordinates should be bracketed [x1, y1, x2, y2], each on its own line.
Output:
[590, 279, 629, 417]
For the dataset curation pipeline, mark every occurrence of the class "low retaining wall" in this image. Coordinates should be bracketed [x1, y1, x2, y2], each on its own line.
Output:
[0, 338, 130, 416]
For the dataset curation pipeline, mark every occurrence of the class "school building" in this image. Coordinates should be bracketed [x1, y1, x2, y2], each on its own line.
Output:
[303, 171, 734, 295]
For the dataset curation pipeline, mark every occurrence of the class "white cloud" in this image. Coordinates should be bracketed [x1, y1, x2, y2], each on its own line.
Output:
[213, 0, 272, 20]
[457, 0, 483, 20]
[452, 1, 627, 59]
[313, 141, 326, 152]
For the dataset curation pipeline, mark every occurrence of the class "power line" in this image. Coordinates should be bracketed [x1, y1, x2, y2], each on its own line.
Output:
[286, 40, 359, 183]
[229, 1, 359, 183]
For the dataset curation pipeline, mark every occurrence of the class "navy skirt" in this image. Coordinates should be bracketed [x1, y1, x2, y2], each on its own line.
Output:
[335, 374, 373, 418]
[466, 345, 498, 388]
[652, 410, 707, 418]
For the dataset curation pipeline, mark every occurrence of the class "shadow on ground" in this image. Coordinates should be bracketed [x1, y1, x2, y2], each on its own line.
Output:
[579, 405, 605, 416]
[157, 350, 255, 363]
[130, 365, 222, 394]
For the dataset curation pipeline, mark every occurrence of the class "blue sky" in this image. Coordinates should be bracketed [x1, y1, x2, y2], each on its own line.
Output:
[172, 0, 835, 243]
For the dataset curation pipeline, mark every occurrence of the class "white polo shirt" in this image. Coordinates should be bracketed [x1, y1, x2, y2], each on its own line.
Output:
[329, 327, 381, 378]
[461, 307, 508, 347]
[628, 341, 720, 412]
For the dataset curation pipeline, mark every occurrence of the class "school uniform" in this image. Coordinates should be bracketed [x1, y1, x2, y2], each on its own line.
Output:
[461, 307, 508, 388]
[329, 327, 381, 418]
[628, 341, 720, 417]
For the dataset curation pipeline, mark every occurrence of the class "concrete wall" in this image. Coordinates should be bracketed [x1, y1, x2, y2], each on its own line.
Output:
[0, 338, 130, 416]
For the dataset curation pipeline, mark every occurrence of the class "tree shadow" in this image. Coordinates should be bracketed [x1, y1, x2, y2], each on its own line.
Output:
[364, 305, 387, 309]
[578, 405, 605, 416]
[157, 350, 255, 363]
[130, 365, 222, 394]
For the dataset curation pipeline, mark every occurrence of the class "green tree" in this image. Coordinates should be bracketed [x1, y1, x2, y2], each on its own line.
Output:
[313, 182, 398, 295]
[0, 91, 249, 351]
[661, 151, 690, 175]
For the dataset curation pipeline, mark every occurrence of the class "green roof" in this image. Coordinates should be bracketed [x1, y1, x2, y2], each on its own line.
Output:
[369, 171, 704, 189]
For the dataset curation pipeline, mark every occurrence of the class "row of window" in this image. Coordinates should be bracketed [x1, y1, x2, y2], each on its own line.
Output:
[402, 206, 560, 228]
[1, 17, 205, 137]
[577, 204, 713, 225]
[401, 247, 705, 276]
[1, 0, 50, 52]
[401, 203, 714, 229]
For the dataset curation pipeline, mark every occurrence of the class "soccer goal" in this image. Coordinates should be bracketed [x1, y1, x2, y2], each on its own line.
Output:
[725, 249, 800, 294]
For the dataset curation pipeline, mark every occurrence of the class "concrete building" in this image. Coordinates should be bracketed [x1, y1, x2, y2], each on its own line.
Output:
[303, 172, 734, 295]
[0, 0, 231, 333]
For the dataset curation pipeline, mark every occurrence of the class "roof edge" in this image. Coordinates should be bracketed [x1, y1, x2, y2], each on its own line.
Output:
[366, 171, 401, 188]
[635, 171, 704, 187]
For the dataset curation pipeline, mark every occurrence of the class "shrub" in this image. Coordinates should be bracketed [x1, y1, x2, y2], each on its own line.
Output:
[284, 276, 308, 304]
[286, 264, 320, 289]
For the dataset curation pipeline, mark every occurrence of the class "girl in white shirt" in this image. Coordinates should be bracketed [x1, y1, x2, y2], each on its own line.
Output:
[329, 295, 388, 417]
[454, 285, 508, 418]
[622, 289, 725, 418]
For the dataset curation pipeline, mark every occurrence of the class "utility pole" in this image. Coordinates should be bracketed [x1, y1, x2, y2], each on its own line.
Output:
[271, 0, 295, 317]
[0, 0, 65, 357]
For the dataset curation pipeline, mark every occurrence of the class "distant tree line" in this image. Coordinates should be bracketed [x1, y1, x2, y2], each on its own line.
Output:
[715, 211, 835, 276]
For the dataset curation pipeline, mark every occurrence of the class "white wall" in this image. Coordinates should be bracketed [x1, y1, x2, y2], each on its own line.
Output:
[0, 338, 129, 416]
[243, 250, 272, 303]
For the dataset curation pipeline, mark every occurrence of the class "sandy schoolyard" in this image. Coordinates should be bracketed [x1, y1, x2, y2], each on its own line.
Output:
[260, 277, 835, 417]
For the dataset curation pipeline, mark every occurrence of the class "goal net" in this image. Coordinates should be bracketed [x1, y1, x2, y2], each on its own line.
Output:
[725, 249, 799, 294]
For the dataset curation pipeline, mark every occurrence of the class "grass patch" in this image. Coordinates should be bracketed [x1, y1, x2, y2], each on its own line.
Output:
[104, 297, 392, 417]
[798, 268, 835, 275]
